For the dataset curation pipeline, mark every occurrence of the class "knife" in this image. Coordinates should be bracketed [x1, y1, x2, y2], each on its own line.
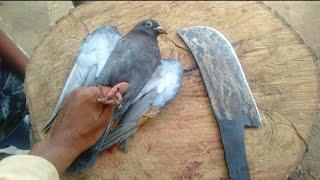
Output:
[177, 26, 262, 180]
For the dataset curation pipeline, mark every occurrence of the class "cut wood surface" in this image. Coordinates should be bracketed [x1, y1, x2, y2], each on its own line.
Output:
[25, 2, 319, 179]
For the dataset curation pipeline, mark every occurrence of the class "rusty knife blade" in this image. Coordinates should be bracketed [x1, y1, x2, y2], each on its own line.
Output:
[177, 26, 261, 127]
[177, 26, 262, 180]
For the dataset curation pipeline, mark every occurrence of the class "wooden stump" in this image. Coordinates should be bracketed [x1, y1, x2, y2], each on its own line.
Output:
[25, 2, 319, 179]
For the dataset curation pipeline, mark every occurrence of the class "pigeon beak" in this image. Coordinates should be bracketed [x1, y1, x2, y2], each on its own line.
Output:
[156, 26, 167, 35]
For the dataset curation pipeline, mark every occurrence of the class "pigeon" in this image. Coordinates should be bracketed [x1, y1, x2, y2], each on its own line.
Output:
[42, 19, 184, 173]
[93, 19, 166, 118]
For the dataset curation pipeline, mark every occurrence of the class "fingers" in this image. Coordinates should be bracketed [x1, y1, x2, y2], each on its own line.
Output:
[69, 87, 106, 101]
[98, 82, 129, 124]
[69, 82, 129, 106]
[116, 82, 130, 94]
[97, 99, 118, 105]
[92, 82, 129, 99]
[107, 82, 129, 98]
[115, 93, 123, 108]
[98, 86, 112, 98]
[116, 92, 123, 102]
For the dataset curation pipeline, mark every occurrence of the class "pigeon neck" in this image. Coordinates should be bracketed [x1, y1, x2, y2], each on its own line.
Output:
[131, 29, 158, 38]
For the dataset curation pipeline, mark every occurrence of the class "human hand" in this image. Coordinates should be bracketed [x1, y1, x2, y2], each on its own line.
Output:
[30, 83, 129, 174]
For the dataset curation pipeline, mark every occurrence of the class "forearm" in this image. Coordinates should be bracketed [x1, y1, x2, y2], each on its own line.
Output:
[0, 28, 29, 77]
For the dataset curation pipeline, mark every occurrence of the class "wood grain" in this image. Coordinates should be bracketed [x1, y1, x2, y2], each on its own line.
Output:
[25, 2, 319, 179]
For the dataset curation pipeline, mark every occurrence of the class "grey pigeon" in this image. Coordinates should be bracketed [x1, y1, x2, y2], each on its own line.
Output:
[94, 19, 166, 119]
[70, 19, 167, 173]
[42, 19, 184, 173]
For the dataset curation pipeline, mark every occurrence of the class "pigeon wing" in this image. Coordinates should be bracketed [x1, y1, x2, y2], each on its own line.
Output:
[42, 25, 121, 131]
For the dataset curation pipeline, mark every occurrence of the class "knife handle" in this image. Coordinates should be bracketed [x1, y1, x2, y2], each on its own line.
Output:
[217, 119, 251, 180]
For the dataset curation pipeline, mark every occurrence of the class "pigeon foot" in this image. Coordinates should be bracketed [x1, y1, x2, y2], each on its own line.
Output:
[97, 82, 129, 108]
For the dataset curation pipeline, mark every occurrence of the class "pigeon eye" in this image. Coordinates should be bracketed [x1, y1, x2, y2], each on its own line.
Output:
[145, 21, 153, 28]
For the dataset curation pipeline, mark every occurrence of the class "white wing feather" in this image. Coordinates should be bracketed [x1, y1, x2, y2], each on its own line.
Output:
[43, 25, 121, 130]
[133, 60, 183, 107]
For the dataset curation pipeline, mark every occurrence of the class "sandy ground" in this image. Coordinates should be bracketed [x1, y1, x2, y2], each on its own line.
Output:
[0, 1, 319, 179]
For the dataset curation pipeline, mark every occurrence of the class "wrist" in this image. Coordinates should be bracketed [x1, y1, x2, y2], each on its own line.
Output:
[29, 138, 80, 174]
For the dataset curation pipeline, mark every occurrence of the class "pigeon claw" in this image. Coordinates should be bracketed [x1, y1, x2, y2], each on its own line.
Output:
[97, 82, 129, 108]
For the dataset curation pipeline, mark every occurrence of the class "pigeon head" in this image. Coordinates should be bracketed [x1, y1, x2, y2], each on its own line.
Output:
[132, 19, 167, 37]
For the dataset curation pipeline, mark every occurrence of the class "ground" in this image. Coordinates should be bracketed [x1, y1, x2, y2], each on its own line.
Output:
[0, 1, 319, 179]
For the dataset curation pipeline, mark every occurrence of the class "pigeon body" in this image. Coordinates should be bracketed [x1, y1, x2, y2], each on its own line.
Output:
[67, 20, 168, 173]
[95, 20, 164, 118]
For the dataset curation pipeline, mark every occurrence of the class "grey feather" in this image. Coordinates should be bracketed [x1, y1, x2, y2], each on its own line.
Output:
[101, 89, 158, 151]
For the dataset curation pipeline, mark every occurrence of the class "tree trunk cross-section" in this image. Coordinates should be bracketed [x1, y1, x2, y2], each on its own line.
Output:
[25, 2, 319, 179]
